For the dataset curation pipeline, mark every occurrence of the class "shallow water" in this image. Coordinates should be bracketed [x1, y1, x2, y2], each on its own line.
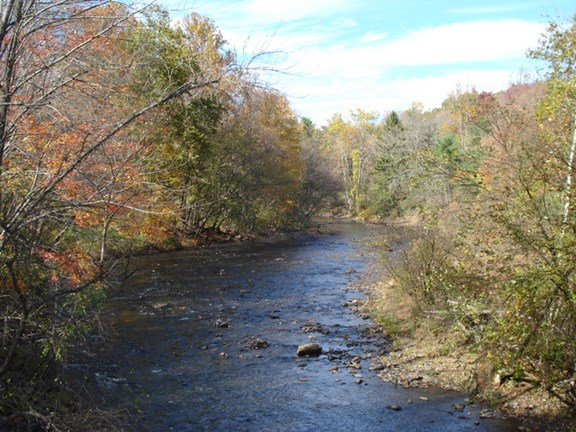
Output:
[79, 220, 519, 431]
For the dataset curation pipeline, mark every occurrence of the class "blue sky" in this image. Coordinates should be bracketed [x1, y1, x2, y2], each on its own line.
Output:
[164, 0, 575, 125]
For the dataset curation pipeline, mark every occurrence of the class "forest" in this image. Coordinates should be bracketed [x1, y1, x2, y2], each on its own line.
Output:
[0, 0, 575, 429]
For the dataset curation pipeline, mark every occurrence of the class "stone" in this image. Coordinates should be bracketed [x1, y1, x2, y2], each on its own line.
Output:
[453, 403, 466, 412]
[300, 321, 330, 335]
[369, 364, 385, 371]
[249, 339, 269, 350]
[296, 343, 322, 357]
[386, 405, 402, 411]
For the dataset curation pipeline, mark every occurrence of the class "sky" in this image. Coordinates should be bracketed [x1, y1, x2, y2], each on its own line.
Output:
[161, 0, 575, 126]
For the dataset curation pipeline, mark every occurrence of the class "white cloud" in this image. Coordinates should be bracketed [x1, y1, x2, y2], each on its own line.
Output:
[196, 0, 353, 27]
[290, 69, 521, 125]
[287, 20, 544, 76]
[375, 20, 545, 65]
[331, 17, 358, 29]
[359, 31, 389, 43]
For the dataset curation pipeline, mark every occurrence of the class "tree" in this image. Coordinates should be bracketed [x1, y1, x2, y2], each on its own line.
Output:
[469, 80, 576, 407]
[0, 1, 226, 426]
[528, 16, 576, 228]
[126, 9, 290, 237]
[371, 111, 407, 216]
[211, 87, 304, 232]
[289, 117, 341, 223]
[322, 110, 380, 215]
[369, 107, 440, 217]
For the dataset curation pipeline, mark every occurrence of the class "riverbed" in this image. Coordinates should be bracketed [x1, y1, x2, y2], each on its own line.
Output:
[78, 220, 519, 431]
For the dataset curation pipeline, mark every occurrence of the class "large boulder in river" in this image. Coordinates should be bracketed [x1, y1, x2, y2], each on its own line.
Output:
[296, 343, 322, 357]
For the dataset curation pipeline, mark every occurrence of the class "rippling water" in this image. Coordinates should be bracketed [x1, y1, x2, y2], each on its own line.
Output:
[76, 220, 518, 431]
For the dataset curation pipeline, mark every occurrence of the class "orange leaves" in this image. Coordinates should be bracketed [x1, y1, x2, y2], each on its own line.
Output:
[37, 246, 97, 287]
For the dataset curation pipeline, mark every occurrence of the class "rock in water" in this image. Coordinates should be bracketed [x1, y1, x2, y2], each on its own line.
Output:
[453, 403, 466, 412]
[213, 320, 229, 328]
[296, 343, 322, 357]
[250, 339, 269, 350]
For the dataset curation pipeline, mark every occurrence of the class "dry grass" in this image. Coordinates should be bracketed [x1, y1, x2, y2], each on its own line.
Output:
[365, 269, 571, 427]
[366, 275, 476, 390]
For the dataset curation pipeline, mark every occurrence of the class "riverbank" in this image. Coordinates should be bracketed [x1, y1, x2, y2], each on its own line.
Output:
[360, 218, 575, 431]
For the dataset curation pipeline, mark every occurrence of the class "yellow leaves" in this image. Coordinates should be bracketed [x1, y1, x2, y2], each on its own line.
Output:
[74, 210, 101, 228]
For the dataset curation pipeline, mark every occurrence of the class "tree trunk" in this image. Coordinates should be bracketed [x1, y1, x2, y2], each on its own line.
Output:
[562, 114, 576, 226]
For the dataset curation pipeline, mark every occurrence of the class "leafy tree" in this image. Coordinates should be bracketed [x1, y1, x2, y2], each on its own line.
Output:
[123, 8, 230, 236]
[528, 16, 576, 227]
[291, 117, 342, 222]
[323, 110, 380, 215]
[469, 80, 575, 407]
[370, 107, 439, 217]
[478, 16, 576, 407]
[370, 111, 408, 216]
[214, 88, 304, 232]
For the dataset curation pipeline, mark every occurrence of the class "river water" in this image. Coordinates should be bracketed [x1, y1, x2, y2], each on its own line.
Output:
[79, 220, 518, 431]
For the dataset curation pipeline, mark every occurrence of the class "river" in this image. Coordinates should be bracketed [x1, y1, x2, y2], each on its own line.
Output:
[77, 220, 519, 431]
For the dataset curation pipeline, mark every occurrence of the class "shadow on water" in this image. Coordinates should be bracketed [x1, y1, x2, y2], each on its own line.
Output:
[75, 220, 519, 431]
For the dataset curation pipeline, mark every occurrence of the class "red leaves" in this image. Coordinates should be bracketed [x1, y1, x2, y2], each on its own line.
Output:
[37, 247, 96, 287]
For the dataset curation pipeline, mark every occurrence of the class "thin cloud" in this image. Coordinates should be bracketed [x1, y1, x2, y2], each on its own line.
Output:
[288, 19, 544, 82]
[448, 3, 542, 15]
[232, 19, 545, 124]
[359, 31, 389, 43]
[221, 0, 353, 24]
[331, 17, 358, 29]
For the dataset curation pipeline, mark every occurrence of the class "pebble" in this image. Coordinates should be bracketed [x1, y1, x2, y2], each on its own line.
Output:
[213, 320, 229, 328]
[386, 405, 402, 411]
[249, 339, 269, 350]
[296, 343, 322, 357]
